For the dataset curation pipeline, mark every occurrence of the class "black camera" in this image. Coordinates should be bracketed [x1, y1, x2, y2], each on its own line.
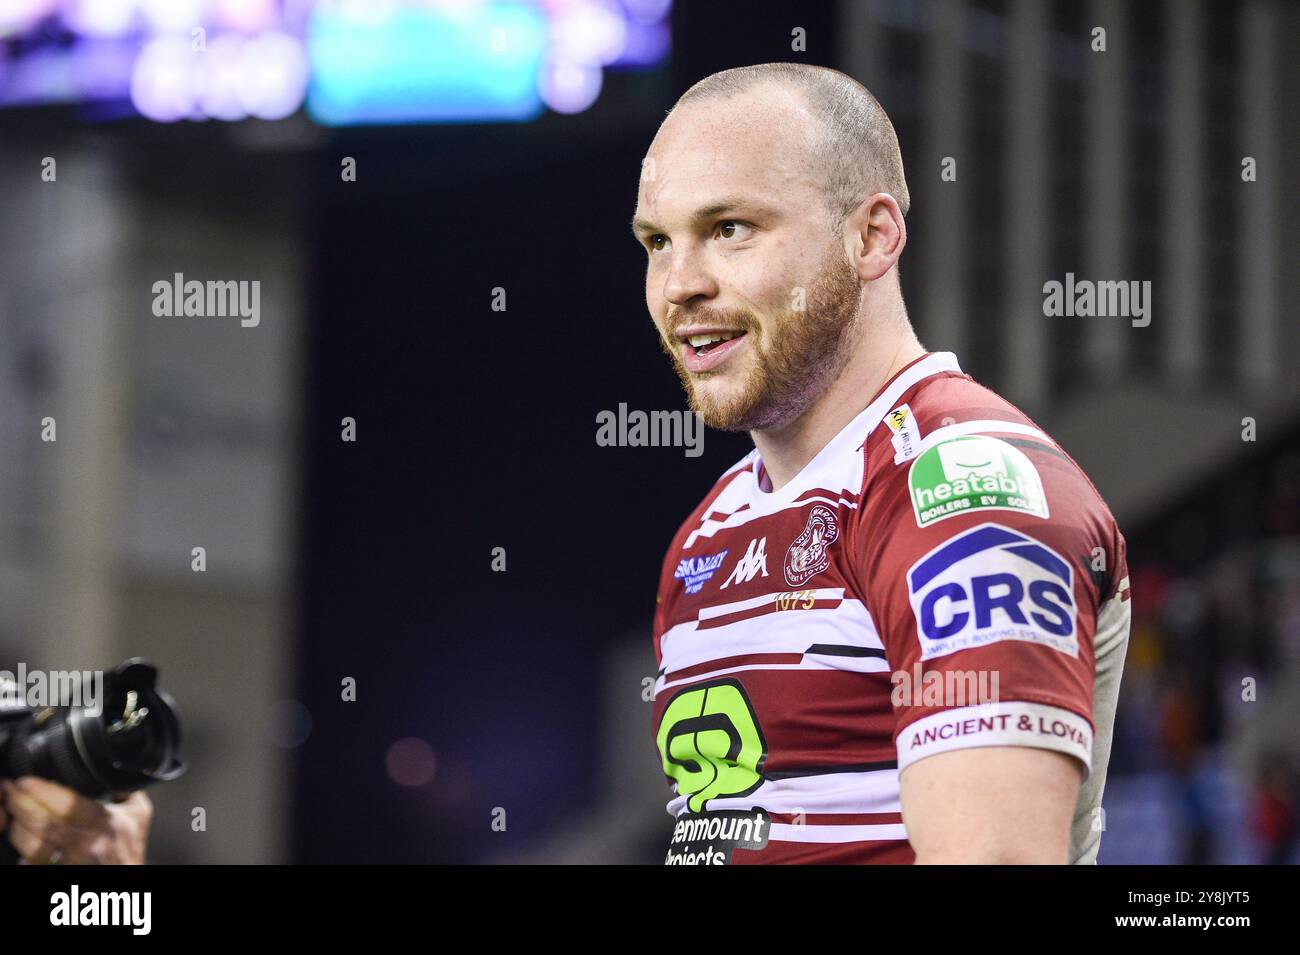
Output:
[0, 658, 186, 864]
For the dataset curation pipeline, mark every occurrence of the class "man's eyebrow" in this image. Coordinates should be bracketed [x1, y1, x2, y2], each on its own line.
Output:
[630, 196, 778, 237]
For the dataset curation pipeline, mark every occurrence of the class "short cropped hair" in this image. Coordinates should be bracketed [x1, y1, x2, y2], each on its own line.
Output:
[671, 63, 910, 232]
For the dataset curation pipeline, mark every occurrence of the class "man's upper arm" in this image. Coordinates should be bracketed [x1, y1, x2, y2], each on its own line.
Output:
[900, 745, 1081, 863]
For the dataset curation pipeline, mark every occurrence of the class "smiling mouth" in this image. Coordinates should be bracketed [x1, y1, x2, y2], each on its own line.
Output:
[683, 330, 747, 355]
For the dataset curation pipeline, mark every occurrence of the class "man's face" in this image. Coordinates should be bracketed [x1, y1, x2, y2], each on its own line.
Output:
[632, 87, 863, 432]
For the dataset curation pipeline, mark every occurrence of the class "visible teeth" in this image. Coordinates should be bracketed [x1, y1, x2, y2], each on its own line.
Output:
[687, 332, 739, 347]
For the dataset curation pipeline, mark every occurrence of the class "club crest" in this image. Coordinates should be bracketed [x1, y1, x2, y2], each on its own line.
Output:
[784, 504, 839, 587]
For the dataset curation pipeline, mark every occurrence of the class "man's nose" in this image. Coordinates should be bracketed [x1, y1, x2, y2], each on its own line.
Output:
[662, 246, 718, 306]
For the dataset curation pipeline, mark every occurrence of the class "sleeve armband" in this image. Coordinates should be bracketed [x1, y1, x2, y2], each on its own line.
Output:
[896, 701, 1093, 778]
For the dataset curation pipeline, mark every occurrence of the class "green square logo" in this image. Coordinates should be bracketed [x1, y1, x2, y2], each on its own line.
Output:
[909, 435, 1049, 527]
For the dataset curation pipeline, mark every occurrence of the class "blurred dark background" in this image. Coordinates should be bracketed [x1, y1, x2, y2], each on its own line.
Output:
[0, 0, 1296, 864]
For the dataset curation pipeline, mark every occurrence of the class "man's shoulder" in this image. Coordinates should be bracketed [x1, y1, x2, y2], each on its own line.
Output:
[859, 369, 1123, 562]
[879, 369, 1038, 439]
[870, 371, 1107, 496]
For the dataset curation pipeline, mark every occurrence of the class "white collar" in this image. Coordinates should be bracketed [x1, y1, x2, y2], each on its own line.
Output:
[751, 351, 964, 502]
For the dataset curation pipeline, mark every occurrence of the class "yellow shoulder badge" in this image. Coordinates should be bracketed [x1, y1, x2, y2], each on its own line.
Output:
[886, 403, 923, 464]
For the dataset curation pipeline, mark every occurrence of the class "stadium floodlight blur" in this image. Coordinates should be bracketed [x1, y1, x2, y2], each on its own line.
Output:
[0, 0, 672, 124]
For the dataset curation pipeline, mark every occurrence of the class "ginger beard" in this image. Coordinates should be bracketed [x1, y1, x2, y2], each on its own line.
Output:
[658, 242, 863, 432]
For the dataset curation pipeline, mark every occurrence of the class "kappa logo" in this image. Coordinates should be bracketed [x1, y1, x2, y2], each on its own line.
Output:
[720, 537, 769, 589]
[784, 504, 839, 587]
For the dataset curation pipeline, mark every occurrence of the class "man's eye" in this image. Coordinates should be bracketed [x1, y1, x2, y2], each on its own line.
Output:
[717, 220, 751, 241]
[649, 235, 668, 253]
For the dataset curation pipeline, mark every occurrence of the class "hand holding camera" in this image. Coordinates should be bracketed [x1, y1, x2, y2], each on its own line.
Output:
[0, 777, 153, 864]
[0, 659, 185, 865]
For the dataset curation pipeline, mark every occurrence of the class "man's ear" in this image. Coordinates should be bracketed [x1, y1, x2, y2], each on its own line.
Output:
[846, 192, 906, 283]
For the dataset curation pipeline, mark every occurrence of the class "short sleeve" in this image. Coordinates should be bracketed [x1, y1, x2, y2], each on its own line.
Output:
[856, 431, 1119, 779]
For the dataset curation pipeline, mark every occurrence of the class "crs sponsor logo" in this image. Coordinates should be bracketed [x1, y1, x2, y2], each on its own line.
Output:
[906, 523, 1077, 660]
[674, 550, 728, 594]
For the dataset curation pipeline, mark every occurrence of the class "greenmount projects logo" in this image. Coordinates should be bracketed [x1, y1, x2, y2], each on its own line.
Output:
[656, 679, 767, 814]
[908, 435, 1048, 527]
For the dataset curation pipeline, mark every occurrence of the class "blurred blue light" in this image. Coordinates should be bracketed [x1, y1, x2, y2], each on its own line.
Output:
[306, 3, 548, 126]
[0, 1, 672, 122]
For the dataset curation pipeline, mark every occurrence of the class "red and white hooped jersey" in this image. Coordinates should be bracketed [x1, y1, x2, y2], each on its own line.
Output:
[651, 351, 1131, 864]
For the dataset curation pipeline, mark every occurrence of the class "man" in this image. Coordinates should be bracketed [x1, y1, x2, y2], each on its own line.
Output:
[634, 63, 1130, 864]
[1, 778, 152, 865]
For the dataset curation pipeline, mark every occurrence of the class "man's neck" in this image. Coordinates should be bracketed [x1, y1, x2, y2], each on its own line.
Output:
[751, 319, 925, 493]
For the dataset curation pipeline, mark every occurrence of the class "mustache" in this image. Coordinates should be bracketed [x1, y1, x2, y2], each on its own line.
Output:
[665, 307, 756, 338]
